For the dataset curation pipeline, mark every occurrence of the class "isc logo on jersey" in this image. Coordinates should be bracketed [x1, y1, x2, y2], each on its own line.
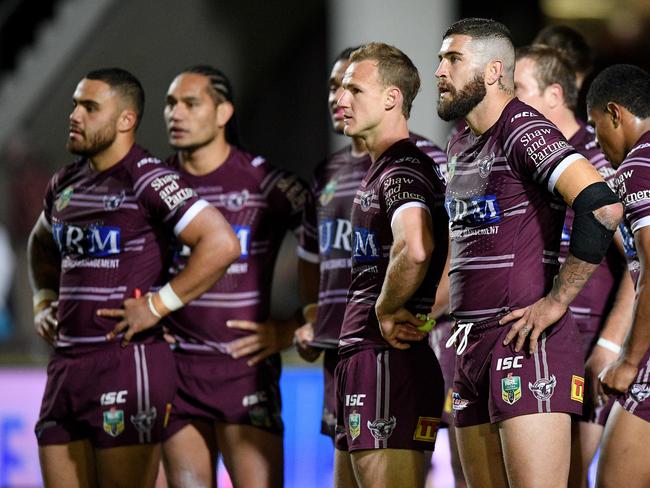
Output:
[353, 227, 380, 263]
[319, 218, 352, 255]
[445, 195, 501, 225]
[52, 223, 121, 256]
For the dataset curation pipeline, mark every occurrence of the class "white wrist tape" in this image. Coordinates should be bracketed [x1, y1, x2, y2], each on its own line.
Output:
[33, 289, 58, 308]
[147, 293, 162, 319]
[597, 337, 622, 354]
[158, 283, 184, 312]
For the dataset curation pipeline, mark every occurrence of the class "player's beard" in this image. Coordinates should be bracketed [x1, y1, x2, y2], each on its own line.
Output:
[437, 74, 487, 122]
[66, 122, 118, 157]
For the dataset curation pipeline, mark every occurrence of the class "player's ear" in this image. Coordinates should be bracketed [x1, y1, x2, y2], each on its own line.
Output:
[485, 59, 503, 86]
[117, 108, 138, 133]
[545, 83, 563, 110]
[216, 101, 234, 127]
[605, 102, 622, 129]
[384, 86, 401, 113]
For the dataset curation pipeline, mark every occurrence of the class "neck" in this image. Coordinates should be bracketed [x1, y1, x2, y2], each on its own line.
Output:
[350, 136, 367, 157]
[178, 135, 231, 176]
[363, 117, 409, 162]
[549, 107, 581, 141]
[627, 118, 650, 152]
[465, 91, 513, 135]
[88, 135, 134, 172]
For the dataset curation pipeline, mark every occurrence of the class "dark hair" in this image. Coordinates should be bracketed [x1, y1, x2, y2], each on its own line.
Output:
[85, 67, 145, 128]
[533, 25, 593, 77]
[516, 45, 578, 110]
[334, 46, 362, 63]
[350, 42, 420, 118]
[182, 65, 240, 146]
[586, 64, 650, 118]
[443, 17, 513, 44]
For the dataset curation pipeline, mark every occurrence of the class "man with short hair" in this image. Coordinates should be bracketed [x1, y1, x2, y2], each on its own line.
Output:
[161, 65, 308, 488]
[436, 18, 623, 487]
[514, 45, 634, 487]
[28, 67, 240, 488]
[333, 42, 448, 487]
[586, 64, 650, 488]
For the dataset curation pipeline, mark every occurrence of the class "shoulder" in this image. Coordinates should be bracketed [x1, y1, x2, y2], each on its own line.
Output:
[409, 132, 446, 162]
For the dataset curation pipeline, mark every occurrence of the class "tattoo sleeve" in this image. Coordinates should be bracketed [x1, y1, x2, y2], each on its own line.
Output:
[549, 254, 598, 307]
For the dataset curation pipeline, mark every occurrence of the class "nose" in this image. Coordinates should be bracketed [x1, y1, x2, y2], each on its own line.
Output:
[434, 59, 447, 79]
[69, 105, 82, 123]
[337, 89, 350, 108]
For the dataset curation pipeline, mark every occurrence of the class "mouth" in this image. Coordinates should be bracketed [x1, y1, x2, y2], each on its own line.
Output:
[68, 127, 83, 139]
[332, 107, 345, 121]
[168, 127, 187, 138]
[438, 85, 452, 98]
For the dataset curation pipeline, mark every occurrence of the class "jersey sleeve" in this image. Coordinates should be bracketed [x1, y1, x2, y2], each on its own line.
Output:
[131, 159, 208, 236]
[298, 176, 320, 263]
[262, 168, 309, 235]
[380, 158, 439, 228]
[504, 113, 581, 193]
[616, 159, 650, 233]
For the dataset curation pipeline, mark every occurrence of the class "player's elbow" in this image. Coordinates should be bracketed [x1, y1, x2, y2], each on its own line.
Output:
[404, 238, 433, 265]
[219, 228, 242, 264]
[594, 201, 624, 231]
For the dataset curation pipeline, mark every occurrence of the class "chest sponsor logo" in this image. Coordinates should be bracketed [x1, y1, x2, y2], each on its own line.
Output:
[571, 375, 584, 403]
[103, 408, 125, 437]
[103, 190, 126, 210]
[619, 223, 636, 258]
[353, 228, 380, 263]
[445, 195, 501, 225]
[319, 179, 338, 206]
[55, 185, 74, 211]
[232, 225, 251, 258]
[349, 411, 361, 440]
[528, 375, 557, 401]
[478, 152, 496, 178]
[496, 356, 523, 371]
[131, 407, 157, 434]
[630, 383, 650, 403]
[53, 223, 121, 257]
[100, 390, 128, 406]
[345, 394, 366, 407]
[501, 373, 522, 405]
[319, 218, 352, 255]
[226, 189, 249, 212]
[359, 190, 374, 212]
[413, 416, 440, 443]
[367, 416, 397, 440]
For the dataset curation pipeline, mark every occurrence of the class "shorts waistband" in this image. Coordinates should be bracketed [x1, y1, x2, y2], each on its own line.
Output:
[456, 314, 508, 335]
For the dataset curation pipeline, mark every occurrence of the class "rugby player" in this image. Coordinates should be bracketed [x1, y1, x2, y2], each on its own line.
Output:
[514, 45, 634, 487]
[161, 65, 308, 488]
[586, 64, 650, 488]
[294, 46, 448, 443]
[436, 18, 623, 487]
[28, 68, 239, 488]
[333, 42, 448, 487]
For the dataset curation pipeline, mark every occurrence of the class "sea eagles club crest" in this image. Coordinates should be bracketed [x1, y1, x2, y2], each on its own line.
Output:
[529, 375, 557, 401]
[367, 416, 397, 440]
[478, 152, 496, 178]
[359, 190, 373, 212]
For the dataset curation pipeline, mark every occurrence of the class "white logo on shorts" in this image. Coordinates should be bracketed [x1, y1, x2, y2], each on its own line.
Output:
[630, 383, 650, 402]
[367, 416, 397, 440]
[528, 375, 557, 401]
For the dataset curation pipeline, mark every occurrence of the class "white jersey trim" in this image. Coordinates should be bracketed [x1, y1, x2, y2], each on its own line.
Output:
[547, 153, 583, 192]
[297, 246, 320, 263]
[390, 202, 430, 229]
[632, 215, 650, 233]
[173, 199, 210, 236]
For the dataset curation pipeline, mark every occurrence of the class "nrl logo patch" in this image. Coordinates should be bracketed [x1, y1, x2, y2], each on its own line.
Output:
[130, 407, 157, 434]
[367, 416, 397, 440]
[55, 186, 74, 211]
[630, 383, 650, 402]
[319, 179, 337, 206]
[478, 152, 495, 178]
[528, 375, 557, 401]
[501, 373, 522, 405]
[103, 190, 126, 210]
[359, 190, 374, 212]
[448, 155, 457, 179]
[104, 408, 125, 437]
[226, 189, 249, 212]
[349, 411, 361, 440]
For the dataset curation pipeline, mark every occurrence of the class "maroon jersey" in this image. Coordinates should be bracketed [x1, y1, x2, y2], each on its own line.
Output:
[166, 147, 308, 350]
[613, 131, 650, 287]
[446, 98, 582, 322]
[299, 135, 446, 348]
[42, 144, 206, 347]
[559, 122, 622, 321]
[337, 138, 448, 354]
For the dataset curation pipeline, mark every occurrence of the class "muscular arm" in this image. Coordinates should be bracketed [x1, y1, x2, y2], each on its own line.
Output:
[375, 206, 433, 349]
[502, 158, 623, 353]
[430, 242, 451, 319]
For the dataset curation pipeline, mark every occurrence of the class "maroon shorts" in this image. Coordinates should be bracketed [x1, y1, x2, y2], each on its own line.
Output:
[321, 348, 338, 439]
[429, 318, 456, 426]
[450, 313, 584, 428]
[575, 315, 608, 424]
[334, 343, 444, 452]
[165, 351, 283, 439]
[35, 340, 177, 448]
[618, 348, 650, 422]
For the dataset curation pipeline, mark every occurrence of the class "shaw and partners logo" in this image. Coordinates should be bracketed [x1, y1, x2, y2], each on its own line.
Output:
[445, 195, 501, 225]
[319, 218, 352, 255]
[52, 223, 121, 257]
[353, 227, 380, 263]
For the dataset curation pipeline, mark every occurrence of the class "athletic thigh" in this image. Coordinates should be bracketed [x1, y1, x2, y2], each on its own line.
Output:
[95, 443, 161, 488]
[456, 423, 507, 488]
[351, 449, 426, 488]
[163, 420, 217, 488]
[39, 440, 97, 488]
